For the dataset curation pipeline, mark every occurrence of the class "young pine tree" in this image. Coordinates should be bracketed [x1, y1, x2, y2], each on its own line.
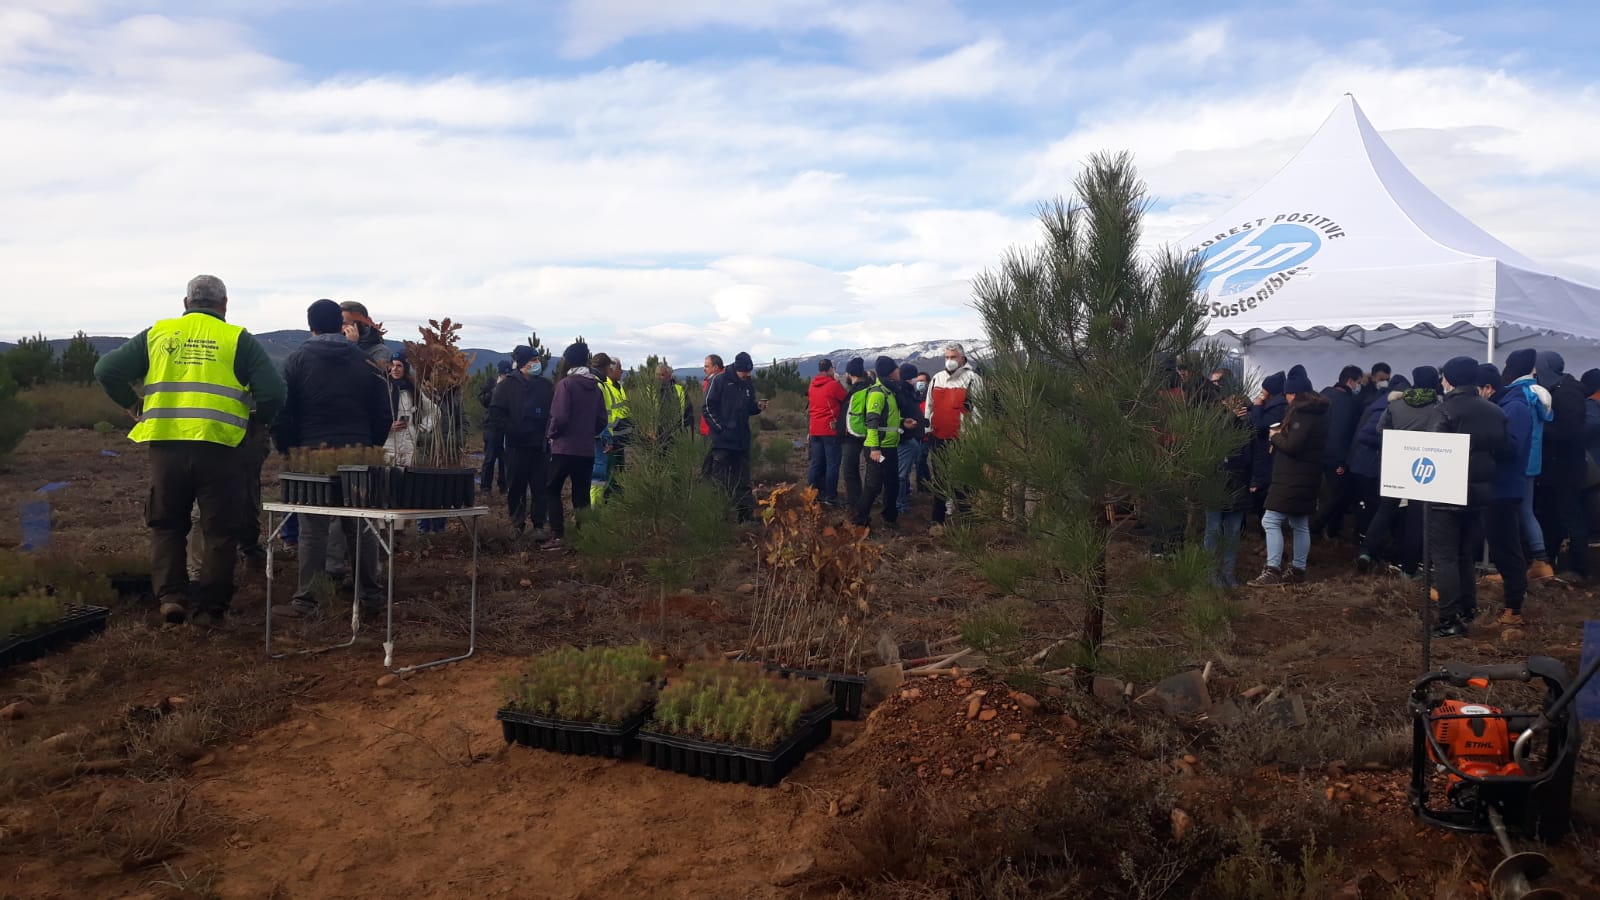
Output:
[940, 152, 1243, 655]
[5, 334, 58, 388]
[60, 331, 100, 385]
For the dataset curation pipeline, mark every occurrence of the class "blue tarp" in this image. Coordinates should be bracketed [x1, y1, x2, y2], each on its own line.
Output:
[20, 501, 50, 552]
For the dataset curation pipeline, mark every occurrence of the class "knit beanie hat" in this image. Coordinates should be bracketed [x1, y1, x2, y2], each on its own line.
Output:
[874, 355, 897, 379]
[1502, 348, 1536, 383]
[1411, 366, 1440, 392]
[1284, 365, 1313, 395]
[307, 298, 343, 335]
[562, 342, 590, 369]
[846, 357, 866, 379]
[1440, 356, 1479, 391]
[1387, 375, 1410, 394]
[732, 352, 754, 374]
[496, 360, 513, 374]
[1262, 371, 1286, 395]
[899, 363, 920, 383]
[1582, 368, 1600, 394]
[1475, 363, 1502, 391]
[513, 345, 536, 367]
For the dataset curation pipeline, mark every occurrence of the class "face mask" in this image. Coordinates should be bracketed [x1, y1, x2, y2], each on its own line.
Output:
[1375, 380, 1389, 390]
[944, 358, 960, 373]
[916, 382, 927, 394]
[524, 362, 542, 376]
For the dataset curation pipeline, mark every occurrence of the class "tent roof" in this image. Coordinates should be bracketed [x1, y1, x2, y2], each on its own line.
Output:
[1182, 95, 1600, 345]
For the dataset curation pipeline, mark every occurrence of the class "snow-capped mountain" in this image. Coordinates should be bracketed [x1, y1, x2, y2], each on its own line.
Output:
[673, 339, 991, 380]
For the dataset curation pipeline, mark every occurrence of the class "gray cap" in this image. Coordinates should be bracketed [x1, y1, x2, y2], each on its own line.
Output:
[185, 274, 227, 306]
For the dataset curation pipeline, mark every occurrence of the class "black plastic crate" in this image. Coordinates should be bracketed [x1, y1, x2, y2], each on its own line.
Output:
[763, 664, 867, 720]
[637, 700, 835, 787]
[279, 473, 342, 507]
[0, 605, 110, 669]
[495, 707, 651, 759]
[404, 467, 476, 510]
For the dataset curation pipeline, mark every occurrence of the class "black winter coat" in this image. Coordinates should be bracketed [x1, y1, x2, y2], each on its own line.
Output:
[1264, 392, 1330, 516]
[1218, 412, 1256, 513]
[273, 337, 391, 452]
[1540, 375, 1588, 487]
[488, 372, 554, 449]
[1437, 387, 1508, 508]
[705, 373, 761, 453]
[1321, 384, 1360, 468]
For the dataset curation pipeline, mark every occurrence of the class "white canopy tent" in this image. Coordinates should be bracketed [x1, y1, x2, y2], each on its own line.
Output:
[1181, 95, 1600, 387]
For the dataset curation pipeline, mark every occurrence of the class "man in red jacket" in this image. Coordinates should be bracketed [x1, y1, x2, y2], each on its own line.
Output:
[806, 359, 849, 505]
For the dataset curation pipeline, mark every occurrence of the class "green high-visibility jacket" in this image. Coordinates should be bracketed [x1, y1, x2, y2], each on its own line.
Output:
[862, 383, 902, 449]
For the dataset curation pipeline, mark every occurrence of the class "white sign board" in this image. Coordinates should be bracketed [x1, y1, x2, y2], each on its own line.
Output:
[1380, 430, 1471, 505]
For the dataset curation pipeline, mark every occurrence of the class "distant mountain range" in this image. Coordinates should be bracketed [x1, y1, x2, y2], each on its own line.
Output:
[3, 332, 989, 382]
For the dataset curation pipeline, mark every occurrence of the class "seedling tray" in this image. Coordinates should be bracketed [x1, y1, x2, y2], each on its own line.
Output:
[638, 700, 835, 787]
[279, 472, 342, 507]
[0, 605, 110, 669]
[397, 467, 475, 510]
[495, 707, 651, 759]
[339, 465, 405, 509]
[764, 664, 867, 720]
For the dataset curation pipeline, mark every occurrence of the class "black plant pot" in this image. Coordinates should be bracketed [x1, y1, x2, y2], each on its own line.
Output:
[495, 707, 652, 759]
[753, 662, 868, 721]
[0, 605, 111, 669]
[339, 465, 405, 509]
[280, 473, 342, 507]
[637, 700, 835, 787]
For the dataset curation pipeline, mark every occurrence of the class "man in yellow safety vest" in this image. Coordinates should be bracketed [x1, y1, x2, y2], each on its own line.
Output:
[95, 275, 285, 626]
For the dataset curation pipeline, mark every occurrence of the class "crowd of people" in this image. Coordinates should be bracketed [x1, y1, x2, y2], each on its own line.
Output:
[1196, 351, 1600, 639]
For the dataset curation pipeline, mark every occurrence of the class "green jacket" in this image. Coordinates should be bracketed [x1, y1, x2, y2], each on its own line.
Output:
[95, 309, 285, 427]
[862, 383, 901, 449]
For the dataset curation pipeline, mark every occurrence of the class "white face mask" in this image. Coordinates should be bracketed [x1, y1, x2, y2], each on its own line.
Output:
[1375, 380, 1389, 390]
[944, 358, 960, 373]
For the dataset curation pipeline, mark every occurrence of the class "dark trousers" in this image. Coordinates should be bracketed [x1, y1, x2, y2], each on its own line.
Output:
[546, 453, 593, 538]
[1313, 465, 1358, 538]
[1486, 497, 1529, 612]
[929, 437, 960, 524]
[1428, 505, 1485, 625]
[917, 443, 932, 490]
[481, 429, 506, 492]
[147, 441, 246, 614]
[239, 424, 271, 552]
[294, 515, 381, 605]
[806, 435, 842, 503]
[1351, 473, 1380, 536]
[840, 437, 865, 508]
[707, 448, 755, 522]
[1362, 497, 1422, 572]
[854, 446, 900, 527]
[1536, 476, 1590, 576]
[505, 444, 549, 530]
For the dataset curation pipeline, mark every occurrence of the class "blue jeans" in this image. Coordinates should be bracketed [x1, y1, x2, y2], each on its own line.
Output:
[806, 435, 842, 502]
[1204, 509, 1245, 585]
[1520, 481, 1547, 559]
[1262, 509, 1310, 571]
[896, 439, 923, 513]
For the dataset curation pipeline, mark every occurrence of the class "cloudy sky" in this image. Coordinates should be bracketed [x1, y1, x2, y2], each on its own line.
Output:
[3, 0, 1597, 363]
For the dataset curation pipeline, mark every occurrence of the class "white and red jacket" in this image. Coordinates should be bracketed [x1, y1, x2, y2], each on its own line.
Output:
[926, 365, 982, 440]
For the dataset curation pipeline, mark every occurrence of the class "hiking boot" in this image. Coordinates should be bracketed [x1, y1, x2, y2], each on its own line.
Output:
[1284, 567, 1307, 585]
[188, 607, 229, 631]
[541, 537, 567, 552]
[1432, 619, 1470, 639]
[1248, 567, 1284, 587]
[1527, 560, 1555, 581]
[1355, 554, 1374, 574]
[1557, 570, 1590, 586]
[529, 527, 551, 543]
[1429, 587, 1439, 603]
[1497, 609, 1525, 626]
[240, 545, 268, 573]
[159, 602, 187, 625]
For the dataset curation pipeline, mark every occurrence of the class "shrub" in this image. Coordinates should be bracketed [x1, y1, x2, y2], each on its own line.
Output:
[60, 331, 100, 385]
[650, 659, 828, 749]
[752, 437, 794, 482]
[4, 333, 58, 388]
[501, 644, 665, 725]
[0, 588, 62, 637]
[93, 421, 116, 435]
[18, 383, 125, 430]
[0, 357, 32, 458]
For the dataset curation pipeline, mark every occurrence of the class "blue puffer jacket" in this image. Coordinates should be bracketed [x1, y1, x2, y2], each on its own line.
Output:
[1508, 376, 1550, 477]
[1492, 386, 1534, 500]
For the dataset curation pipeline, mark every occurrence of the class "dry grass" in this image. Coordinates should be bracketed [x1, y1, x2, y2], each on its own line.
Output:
[22, 781, 226, 873]
[20, 383, 129, 430]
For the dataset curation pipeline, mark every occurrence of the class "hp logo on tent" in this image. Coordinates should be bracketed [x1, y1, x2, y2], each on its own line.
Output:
[1195, 223, 1322, 297]
[1411, 457, 1436, 485]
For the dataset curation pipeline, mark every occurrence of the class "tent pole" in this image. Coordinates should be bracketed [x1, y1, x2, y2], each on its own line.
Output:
[1485, 325, 1498, 365]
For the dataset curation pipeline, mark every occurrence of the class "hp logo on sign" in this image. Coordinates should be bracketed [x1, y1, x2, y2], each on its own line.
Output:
[1411, 457, 1436, 485]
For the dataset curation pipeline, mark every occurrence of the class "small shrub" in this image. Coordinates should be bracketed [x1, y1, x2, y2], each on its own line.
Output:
[650, 659, 828, 749]
[501, 643, 665, 724]
[959, 599, 1028, 656]
[93, 420, 116, 435]
[0, 588, 63, 637]
[1207, 814, 1340, 900]
[18, 383, 125, 429]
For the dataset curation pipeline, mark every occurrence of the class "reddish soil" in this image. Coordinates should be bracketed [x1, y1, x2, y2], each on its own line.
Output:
[4, 425, 1600, 899]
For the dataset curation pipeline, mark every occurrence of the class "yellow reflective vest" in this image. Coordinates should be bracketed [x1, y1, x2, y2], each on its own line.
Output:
[129, 314, 250, 447]
[601, 378, 630, 426]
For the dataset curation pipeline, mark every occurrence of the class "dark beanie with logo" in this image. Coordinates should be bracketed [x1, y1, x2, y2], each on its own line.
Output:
[1411, 366, 1440, 392]
[846, 357, 866, 379]
[513, 345, 536, 367]
[731, 352, 754, 374]
[1476, 363, 1502, 391]
[874, 355, 897, 379]
[1440, 356, 1479, 390]
[561, 342, 590, 369]
[1284, 365, 1313, 395]
[1262, 371, 1286, 396]
[1502, 348, 1537, 383]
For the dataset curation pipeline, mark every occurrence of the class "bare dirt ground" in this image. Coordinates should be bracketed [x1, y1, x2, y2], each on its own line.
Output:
[4, 425, 1600, 899]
